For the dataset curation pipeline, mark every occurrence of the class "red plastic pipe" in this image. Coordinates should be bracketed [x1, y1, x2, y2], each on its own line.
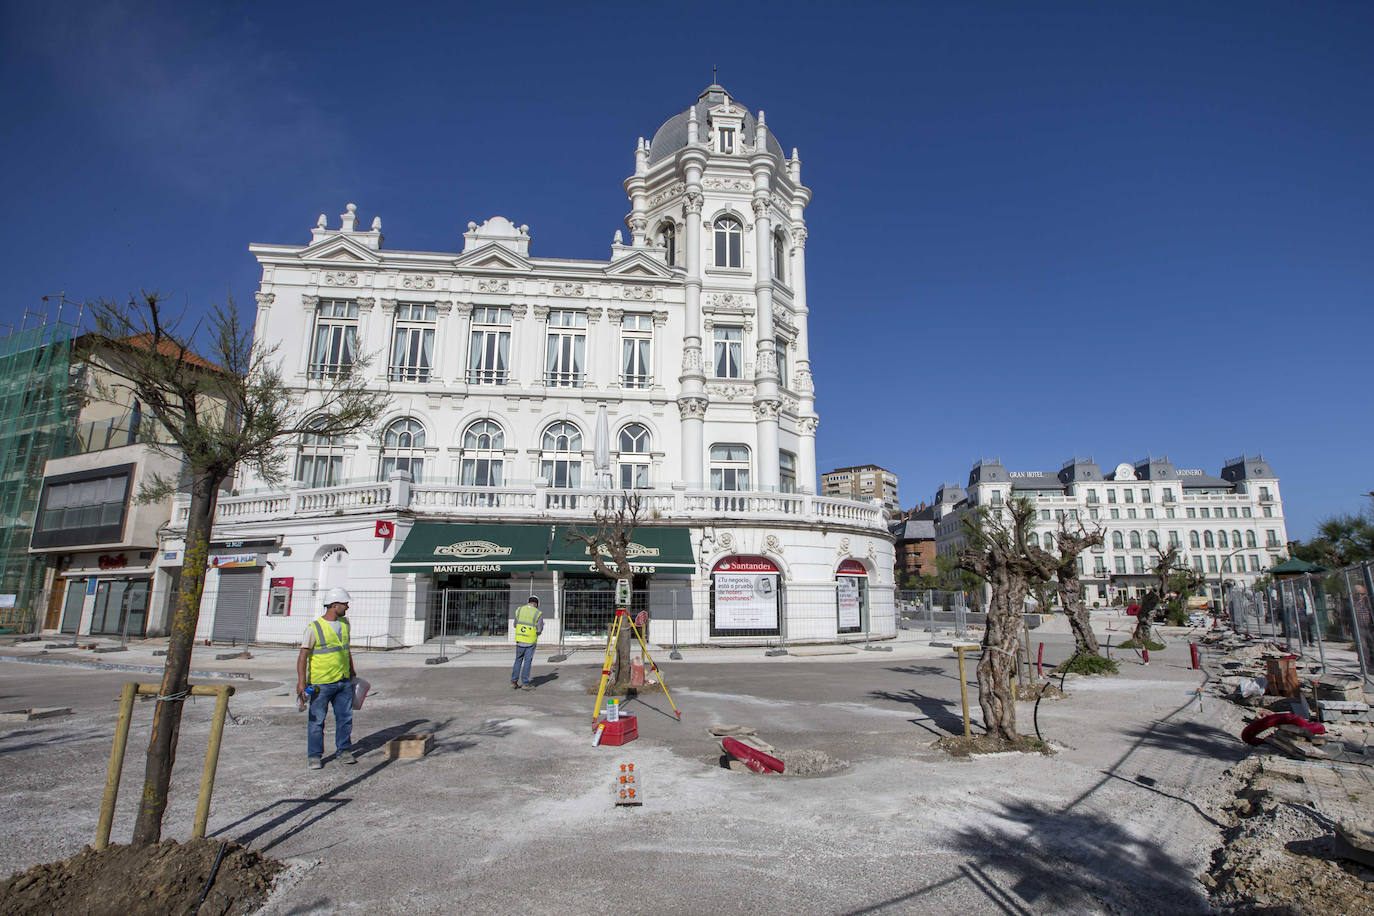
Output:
[1241, 712, 1326, 746]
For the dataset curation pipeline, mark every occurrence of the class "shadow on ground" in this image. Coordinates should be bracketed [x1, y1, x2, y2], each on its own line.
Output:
[868, 689, 967, 737]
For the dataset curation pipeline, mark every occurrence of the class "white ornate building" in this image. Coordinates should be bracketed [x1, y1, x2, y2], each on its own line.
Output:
[159, 84, 894, 648]
[933, 455, 1289, 605]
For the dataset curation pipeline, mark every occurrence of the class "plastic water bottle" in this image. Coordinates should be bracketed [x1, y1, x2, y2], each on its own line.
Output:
[298, 684, 317, 712]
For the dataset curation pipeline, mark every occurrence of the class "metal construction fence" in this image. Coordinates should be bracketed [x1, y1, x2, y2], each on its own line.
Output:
[1225, 562, 1374, 684]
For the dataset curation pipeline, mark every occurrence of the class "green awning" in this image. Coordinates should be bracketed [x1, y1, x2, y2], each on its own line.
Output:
[390, 522, 695, 575]
[390, 523, 558, 574]
[549, 525, 696, 574]
[1268, 557, 1327, 577]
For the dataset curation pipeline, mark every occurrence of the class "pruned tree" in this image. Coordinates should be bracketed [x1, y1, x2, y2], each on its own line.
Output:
[565, 491, 647, 691]
[1052, 520, 1106, 656]
[1134, 544, 1184, 645]
[87, 292, 388, 845]
[957, 498, 1055, 742]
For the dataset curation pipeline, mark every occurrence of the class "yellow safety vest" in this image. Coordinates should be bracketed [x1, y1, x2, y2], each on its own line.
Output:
[514, 604, 541, 645]
[308, 618, 351, 684]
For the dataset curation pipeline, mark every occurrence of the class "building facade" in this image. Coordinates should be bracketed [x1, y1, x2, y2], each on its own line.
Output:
[889, 503, 936, 587]
[161, 84, 894, 648]
[933, 455, 1288, 605]
[822, 464, 899, 513]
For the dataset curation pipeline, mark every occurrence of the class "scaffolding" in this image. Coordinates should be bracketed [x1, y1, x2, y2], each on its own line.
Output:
[0, 304, 81, 632]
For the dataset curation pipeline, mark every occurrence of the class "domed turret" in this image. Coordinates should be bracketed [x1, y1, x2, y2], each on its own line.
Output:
[648, 85, 785, 164]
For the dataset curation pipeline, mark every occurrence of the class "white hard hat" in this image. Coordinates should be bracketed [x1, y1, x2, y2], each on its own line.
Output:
[324, 587, 352, 606]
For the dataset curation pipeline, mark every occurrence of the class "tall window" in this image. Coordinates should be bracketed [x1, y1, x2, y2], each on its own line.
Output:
[621, 314, 653, 389]
[1129, 531, 1141, 549]
[1124, 489, 1134, 504]
[467, 306, 511, 384]
[1111, 531, 1124, 549]
[1232, 529, 1242, 549]
[658, 222, 676, 266]
[309, 299, 359, 379]
[618, 424, 650, 489]
[296, 418, 344, 488]
[1203, 530, 1215, 548]
[717, 126, 735, 154]
[460, 420, 504, 487]
[1147, 530, 1159, 548]
[774, 336, 788, 387]
[773, 230, 787, 282]
[389, 303, 437, 382]
[710, 444, 750, 491]
[1190, 531, 1201, 548]
[713, 216, 742, 268]
[540, 422, 582, 489]
[545, 309, 587, 387]
[713, 326, 743, 378]
[779, 451, 797, 493]
[379, 418, 426, 482]
[1217, 530, 1228, 549]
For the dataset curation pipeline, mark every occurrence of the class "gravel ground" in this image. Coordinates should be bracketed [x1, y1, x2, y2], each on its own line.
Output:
[0, 626, 1361, 914]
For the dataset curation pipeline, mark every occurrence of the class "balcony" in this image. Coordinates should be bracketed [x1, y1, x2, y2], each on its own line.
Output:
[169, 480, 888, 532]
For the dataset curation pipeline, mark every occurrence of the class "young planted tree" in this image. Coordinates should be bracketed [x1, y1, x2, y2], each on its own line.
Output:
[88, 293, 387, 845]
[565, 491, 647, 690]
[957, 498, 1055, 742]
[1052, 521, 1106, 656]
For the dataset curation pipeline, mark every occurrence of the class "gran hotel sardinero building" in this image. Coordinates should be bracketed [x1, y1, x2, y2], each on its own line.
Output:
[162, 84, 895, 649]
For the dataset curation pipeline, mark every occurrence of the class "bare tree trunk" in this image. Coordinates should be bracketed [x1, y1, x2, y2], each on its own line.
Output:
[1058, 573, 1100, 656]
[1132, 593, 1159, 645]
[608, 621, 632, 690]
[977, 567, 1021, 742]
[131, 472, 215, 845]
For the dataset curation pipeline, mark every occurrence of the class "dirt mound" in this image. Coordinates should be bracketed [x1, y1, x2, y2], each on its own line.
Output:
[933, 734, 1054, 757]
[0, 838, 282, 916]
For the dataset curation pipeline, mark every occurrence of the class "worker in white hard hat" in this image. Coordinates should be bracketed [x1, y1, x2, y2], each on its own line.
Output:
[297, 587, 359, 769]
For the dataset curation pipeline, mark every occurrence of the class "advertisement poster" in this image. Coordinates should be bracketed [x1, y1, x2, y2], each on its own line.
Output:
[837, 576, 861, 629]
[714, 573, 778, 629]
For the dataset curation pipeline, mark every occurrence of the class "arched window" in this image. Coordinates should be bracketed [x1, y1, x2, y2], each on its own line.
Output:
[713, 216, 742, 268]
[1245, 530, 1257, 548]
[658, 221, 676, 266]
[1129, 531, 1142, 549]
[1147, 530, 1159, 548]
[1189, 531, 1201, 548]
[380, 418, 426, 482]
[296, 417, 344, 488]
[1203, 530, 1215, 548]
[1232, 530, 1242, 549]
[618, 423, 650, 489]
[773, 229, 787, 282]
[540, 422, 582, 489]
[1217, 530, 1228, 549]
[1112, 531, 1124, 549]
[460, 420, 504, 487]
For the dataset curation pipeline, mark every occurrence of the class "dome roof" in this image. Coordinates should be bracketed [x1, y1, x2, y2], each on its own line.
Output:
[648, 85, 785, 165]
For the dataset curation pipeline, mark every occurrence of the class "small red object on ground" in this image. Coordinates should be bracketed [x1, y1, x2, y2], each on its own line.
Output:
[1241, 712, 1326, 746]
[722, 736, 784, 774]
[598, 714, 637, 746]
[1190, 643, 1200, 670]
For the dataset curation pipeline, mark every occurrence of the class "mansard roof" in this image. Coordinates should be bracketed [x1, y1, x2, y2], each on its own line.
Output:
[649, 85, 786, 165]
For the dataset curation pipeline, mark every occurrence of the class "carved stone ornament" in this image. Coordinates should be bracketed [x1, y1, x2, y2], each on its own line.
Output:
[718, 532, 735, 550]
[477, 278, 510, 293]
[510, 304, 528, 319]
[354, 298, 375, 312]
[586, 307, 603, 324]
[647, 181, 685, 208]
[551, 281, 585, 297]
[301, 295, 319, 309]
[794, 369, 814, 394]
[837, 537, 851, 557]
[652, 310, 668, 327]
[254, 292, 275, 306]
[434, 300, 453, 315]
[401, 274, 436, 290]
[606, 308, 625, 323]
[453, 301, 473, 317]
[707, 383, 753, 402]
[755, 350, 777, 377]
[751, 198, 770, 220]
[772, 307, 796, 336]
[799, 416, 819, 435]
[705, 292, 750, 311]
[782, 394, 799, 414]
[622, 285, 655, 300]
[752, 399, 781, 420]
[703, 177, 753, 192]
[792, 227, 808, 250]
[323, 271, 360, 286]
[532, 304, 550, 320]
[676, 396, 708, 420]
[378, 298, 397, 313]
[683, 190, 704, 215]
[763, 534, 781, 553]
[681, 346, 703, 372]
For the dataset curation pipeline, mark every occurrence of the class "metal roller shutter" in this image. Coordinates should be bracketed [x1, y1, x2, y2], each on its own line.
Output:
[212, 568, 263, 643]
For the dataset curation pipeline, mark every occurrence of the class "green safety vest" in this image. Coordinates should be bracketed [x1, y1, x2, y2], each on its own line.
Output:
[308, 618, 351, 684]
[514, 604, 541, 645]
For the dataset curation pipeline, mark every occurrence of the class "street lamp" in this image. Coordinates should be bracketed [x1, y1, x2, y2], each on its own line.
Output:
[1216, 545, 1251, 628]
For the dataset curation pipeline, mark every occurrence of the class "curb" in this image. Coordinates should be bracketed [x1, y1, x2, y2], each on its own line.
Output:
[0, 654, 253, 680]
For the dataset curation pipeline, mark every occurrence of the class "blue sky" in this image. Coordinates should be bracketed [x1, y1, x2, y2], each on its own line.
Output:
[2, 1, 1371, 539]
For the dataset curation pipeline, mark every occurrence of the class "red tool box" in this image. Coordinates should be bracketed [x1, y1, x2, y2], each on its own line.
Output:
[598, 714, 638, 746]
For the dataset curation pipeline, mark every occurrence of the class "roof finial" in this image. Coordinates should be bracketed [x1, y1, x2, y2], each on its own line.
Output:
[713, 65, 718, 84]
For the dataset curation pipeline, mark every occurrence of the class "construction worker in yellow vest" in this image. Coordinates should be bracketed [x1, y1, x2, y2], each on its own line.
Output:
[510, 596, 543, 690]
[296, 587, 358, 769]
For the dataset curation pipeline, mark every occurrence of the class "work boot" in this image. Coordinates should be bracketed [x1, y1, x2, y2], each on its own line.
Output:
[341, 751, 357, 765]
[511, 681, 520, 689]
[520, 684, 534, 690]
[308, 758, 323, 770]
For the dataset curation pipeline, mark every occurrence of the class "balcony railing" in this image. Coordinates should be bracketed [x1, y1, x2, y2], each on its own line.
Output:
[168, 480, 887, 531]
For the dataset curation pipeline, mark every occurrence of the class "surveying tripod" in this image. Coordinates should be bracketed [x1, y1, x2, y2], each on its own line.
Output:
[592, 608, 681, 725]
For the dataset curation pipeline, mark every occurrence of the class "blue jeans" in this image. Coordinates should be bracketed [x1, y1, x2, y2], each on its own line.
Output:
[511, 643, 536, 685]
[307, 678, 354, 760]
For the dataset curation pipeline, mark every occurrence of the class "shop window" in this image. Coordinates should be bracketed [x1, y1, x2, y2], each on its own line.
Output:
[836, 560, 867, 634]
[710, 555, 780, 637]
[380, 418, 426, 482]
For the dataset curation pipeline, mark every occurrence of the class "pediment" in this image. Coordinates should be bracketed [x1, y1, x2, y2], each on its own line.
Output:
[298, 236, 381, 264]
[453, 242, 532, 272]
[603, 251, 676, 280]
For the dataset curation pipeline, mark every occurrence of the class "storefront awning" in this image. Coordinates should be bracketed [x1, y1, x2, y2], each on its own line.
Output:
[390, 523, 695, 575]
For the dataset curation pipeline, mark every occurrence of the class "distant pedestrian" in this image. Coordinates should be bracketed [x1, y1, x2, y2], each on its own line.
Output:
[297, 587, 358, 768]
[511, 596, 543, 690]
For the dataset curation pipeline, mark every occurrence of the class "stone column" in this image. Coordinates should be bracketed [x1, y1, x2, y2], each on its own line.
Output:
[788, 148, 817, 494]
[676, 129, 709, 486]
[750, 115, 781, 491]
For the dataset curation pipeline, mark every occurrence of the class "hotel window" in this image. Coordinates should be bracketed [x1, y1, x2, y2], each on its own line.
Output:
[1129, 531, 1141, 549]
[296, 418, 344, 488]
[545, 310, 587, 387]
[1147, 530, 1159, 548]
[1127, 508, 1137, 519]
[389, 303, 437, 382]
[1245, 530, 1257, 548]
[1166, 507, 1175, 518]
[1242, 507, 1252, 517]
[1094, 559, 1106, 576]
[1133, 557, 1146, 574]
[1232, 530, 1242, 548]
[713, 217, 742, 268]
[713, 326, 743, 378]
[1249, 555, 1260, 571]
[779, 451, 797, 493]
[1168, 531, 1180, 547]
[1222, 557, 1232, 572]
[1108, 490, 1117, 503]
[1141, 489, 1151, 503]
[1207, 556, 1218, 573]
[1040, 509, 1050, 520]
[1228, 507, 1238, 517]
[1163, 487, 1174, 501]
[774, 337, 788, 387]
[1110, 508, 1120, 519]
[540, 422, 583, 489]
[1112, 531, 1124, 549]
[618, 424, 651, 489]
[620, 314, 653, 389]
[1203, 530, 1215, 548]
[1190, 531, 1201, 548]
[379, 417, 426, 482]
[1145, 508, 1154, 519]
[1193, 556, 1204, 573]
[460, 420, 504, 487]
[1263, 506, 1273, 517]
[1266, 530, 1279, 547]
[1217, 530, 1229, 549]
[1187, 508, 1196, 518]
[309, 299, 359, 379]
[1200, 507, 1211, 518]
[1124, 489, 1134, 504]
[773, 230, 787, 283]
[1115, 557, 1126, 574]
[468, 307, 511, 384]
[1089, 507, 1099, 519]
